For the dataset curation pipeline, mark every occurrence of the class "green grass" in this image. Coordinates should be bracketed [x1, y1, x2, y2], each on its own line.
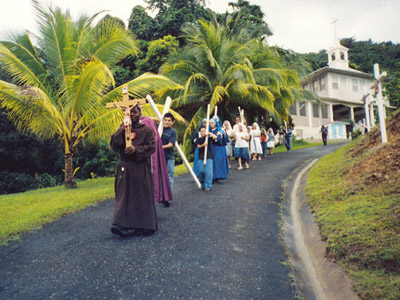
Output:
[274, 139, 322, 153]
[0, 163, 191, 246]
[0, 177, 115, 245]
[306, 141, 400, 299]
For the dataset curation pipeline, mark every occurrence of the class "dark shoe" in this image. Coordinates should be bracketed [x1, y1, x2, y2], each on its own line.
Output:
[111, 225, 126, 237]
[204, 188, 211, 192]
[161, 201, 170, 207]
[111, 225, 137, 237]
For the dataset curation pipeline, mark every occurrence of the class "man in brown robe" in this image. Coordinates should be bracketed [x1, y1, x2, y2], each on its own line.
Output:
[110, 105, 157, 237]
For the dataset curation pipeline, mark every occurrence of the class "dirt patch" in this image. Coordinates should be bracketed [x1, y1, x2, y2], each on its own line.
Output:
[347, 110, 400, 189]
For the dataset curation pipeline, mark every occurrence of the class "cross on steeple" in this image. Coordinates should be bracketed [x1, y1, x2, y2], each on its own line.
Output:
[331, 18, 339, 45]
[327, 19, 349, 70]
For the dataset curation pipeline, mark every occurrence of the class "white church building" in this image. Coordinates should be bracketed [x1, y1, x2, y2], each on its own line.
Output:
[290, 38, 374, 140]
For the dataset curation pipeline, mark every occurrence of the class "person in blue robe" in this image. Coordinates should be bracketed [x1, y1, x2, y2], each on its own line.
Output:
[192, 119, 208, 176]
[208, 118, 229, 182]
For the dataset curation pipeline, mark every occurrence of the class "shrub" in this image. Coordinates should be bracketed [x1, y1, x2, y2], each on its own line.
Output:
[36, 173, 58, 188]
[0, 171, 37, 194]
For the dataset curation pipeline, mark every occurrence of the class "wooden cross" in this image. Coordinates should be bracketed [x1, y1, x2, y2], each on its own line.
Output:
[106, 85, 147, 148]
[373, 63, 388, 143]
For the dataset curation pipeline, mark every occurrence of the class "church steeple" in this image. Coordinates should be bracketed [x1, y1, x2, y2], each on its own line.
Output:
[327, 21, 349, 69]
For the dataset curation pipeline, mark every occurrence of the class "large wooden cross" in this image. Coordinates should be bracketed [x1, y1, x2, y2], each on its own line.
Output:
[106, 85, 146, 148]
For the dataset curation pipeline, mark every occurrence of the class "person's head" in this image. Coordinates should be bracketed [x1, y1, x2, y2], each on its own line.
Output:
[268, 128, 273, 134]
[235, 116, 240, 124]
[199, 126, 207, 137]
[130, 105, 141, 124]
[321, 125, 325, 128]
[209, 119, 216, 129]
[223, 120, 231, 130]
[202, 119, 207, 127]
[163, 112, 175, 128]
[238, 124, 243, 132]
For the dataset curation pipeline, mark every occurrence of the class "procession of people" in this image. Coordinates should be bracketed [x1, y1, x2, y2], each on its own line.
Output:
[109, 100, 293, 237]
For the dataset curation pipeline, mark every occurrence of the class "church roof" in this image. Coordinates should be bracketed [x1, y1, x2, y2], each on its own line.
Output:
[302, 66, 372, 83]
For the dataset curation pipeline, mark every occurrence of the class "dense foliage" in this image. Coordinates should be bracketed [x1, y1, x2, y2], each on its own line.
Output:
[0, 1, 180, 189]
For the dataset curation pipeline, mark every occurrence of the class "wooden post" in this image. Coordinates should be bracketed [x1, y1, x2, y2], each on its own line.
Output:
[373, 63, 387, 143]
[363, 94, 371, 132]
[146, 95, 202, 189]
[158, 96, 172, 137]
[204, 104, 211, 165]
[214, 105, 218, 117]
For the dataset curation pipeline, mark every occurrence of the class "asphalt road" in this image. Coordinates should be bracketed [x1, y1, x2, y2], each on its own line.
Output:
[0, 143, 345, 300]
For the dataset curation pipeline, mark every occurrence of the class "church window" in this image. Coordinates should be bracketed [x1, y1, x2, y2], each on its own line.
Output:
[299, 101, 307, 116]
[360, 80, 365, 93]
[331, 53, 336, 61]
[312, 80, 318, 92]
[352, 79, 359, 92]
[340, 76, 347, 89]
[312, 103, 319, 118]
[289, 101, 297, 115]
[319, 77, 326, 91]
[332, 75, 339, 89]
[340, 51, 345, 60]
[321, 104, 328, 118]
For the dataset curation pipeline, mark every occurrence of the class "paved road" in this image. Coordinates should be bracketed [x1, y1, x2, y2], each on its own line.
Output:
[0, 143, 345, 300]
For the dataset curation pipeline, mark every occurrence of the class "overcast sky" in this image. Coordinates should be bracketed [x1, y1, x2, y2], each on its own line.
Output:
[0, 0, 399, 53]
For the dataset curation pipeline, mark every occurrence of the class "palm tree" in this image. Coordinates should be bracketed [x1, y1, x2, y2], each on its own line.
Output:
[160, 17, 305, 152]
[0, 1, 181, 188]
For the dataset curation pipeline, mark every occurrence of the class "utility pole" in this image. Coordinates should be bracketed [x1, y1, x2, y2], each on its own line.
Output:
[373, 63, 387, 143]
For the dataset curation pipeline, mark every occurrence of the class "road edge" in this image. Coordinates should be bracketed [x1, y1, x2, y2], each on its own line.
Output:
[281, 159, 359, 300]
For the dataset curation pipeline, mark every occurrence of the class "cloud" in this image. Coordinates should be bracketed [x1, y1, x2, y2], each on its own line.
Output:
[1, 0, 399, 53]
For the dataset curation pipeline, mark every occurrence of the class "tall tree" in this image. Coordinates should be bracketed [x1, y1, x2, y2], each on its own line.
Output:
[145, 0, 208, 40]
[0, 0, 180, 188]
[128, 6, 156, 41]
[226, 0, 272, 37]
[160, 16, 304, 152]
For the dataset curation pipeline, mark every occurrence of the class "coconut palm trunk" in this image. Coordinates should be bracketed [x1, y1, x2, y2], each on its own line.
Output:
[64, 152, 76, 188]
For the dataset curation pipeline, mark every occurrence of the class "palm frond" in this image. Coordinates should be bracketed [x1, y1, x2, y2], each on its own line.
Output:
[0, 80, 63, 138]
[0, 43, 46, 89]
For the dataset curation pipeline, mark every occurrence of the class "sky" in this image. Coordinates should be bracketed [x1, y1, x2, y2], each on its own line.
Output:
[0, 0, 399, 54]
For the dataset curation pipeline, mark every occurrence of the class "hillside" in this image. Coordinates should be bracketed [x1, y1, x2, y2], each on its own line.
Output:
[306, 109, 400, 299]
[347, 110, 400, 189]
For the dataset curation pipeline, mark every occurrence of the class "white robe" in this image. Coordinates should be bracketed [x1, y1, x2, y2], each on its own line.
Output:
[250, 129, 263, 154]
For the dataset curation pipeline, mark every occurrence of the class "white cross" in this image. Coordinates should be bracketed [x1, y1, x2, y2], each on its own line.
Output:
[373, 63, 387, 143]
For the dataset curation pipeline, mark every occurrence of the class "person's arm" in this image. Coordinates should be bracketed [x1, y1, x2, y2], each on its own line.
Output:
[134, 127, 156, 161]
[110, 126, 125, 152]
[195, 139, 208, 148]
[162, 129, 177, 149]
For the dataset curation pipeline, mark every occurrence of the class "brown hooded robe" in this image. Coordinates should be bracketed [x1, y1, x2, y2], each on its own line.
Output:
[110, 122, 157, 231]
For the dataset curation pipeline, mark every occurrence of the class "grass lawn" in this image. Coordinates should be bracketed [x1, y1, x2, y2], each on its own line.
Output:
[274, 139, 322, 153]
[306, 141, 400, 299]
[0, 163, 190, 246]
